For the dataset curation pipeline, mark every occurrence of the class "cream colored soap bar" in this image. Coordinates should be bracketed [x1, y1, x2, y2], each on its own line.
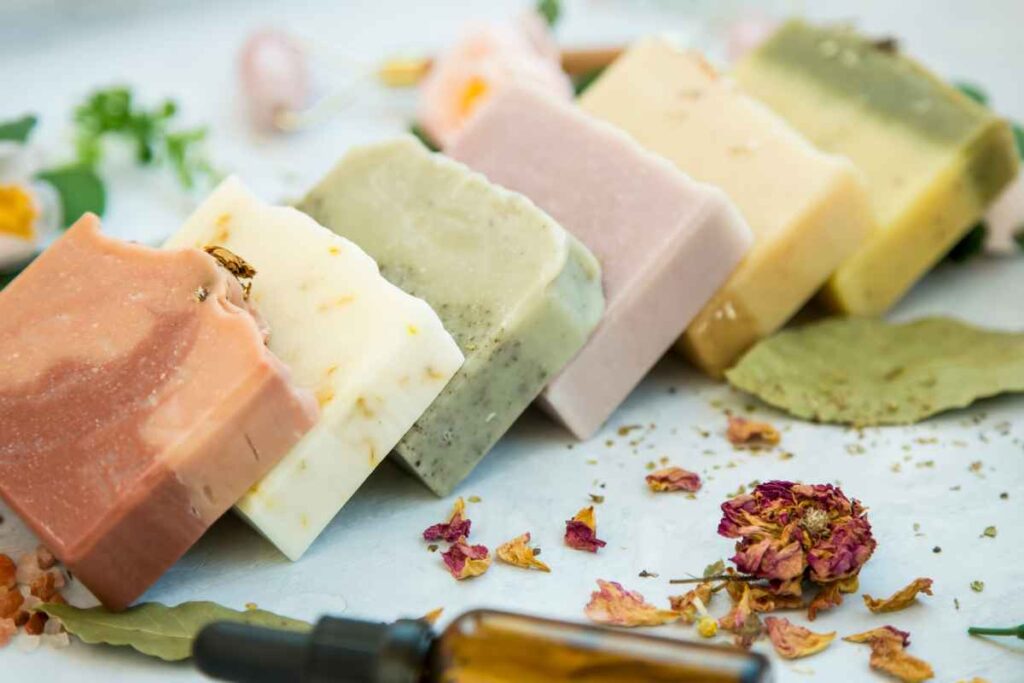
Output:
[736, 20, 1020, 314]
[580, 38, 875, 376]
[166, 178, 463, 559]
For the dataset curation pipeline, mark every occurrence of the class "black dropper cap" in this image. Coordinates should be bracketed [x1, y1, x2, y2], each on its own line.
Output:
[194, 616, 434, 683]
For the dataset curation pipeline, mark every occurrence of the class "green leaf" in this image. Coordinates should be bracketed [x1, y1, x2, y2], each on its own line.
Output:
[409, 123, 440, 152]
[703, 559, 726, 578]
[1013, 123, 1024, 159]
[39, 601, 311, 662]
[536, 0, 562, 27]
[36, 165, 106, 227]
[0, 114, 38, 143]
[725, 317, 1024, 426]
[955, 81, 989, 106]
[1014, 227, 1024, 251]
[573, 67, 606, 96]
[946, 222, 987, 263]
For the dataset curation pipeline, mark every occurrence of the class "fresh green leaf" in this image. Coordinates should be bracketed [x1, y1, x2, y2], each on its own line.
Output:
[39, 601, 311, 662]
[165, 127, 217, 189]
[409, 123, 440, 152]
[946, 222, 987, 263]
[955, 81, 989, 106]
[36, 165, 106, 227]
[536, 0, 562, 27]
[725, 317, 1024, 426]
[1014, 227, 1024, 251]
[573, 67, 606, 96]
[0, 114, 38, 143]
[703, 559, 726, 579]
[1013, 123, 1024, 159]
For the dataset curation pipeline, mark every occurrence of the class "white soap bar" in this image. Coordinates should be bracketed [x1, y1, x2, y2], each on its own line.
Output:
[165, 178, 464, 560]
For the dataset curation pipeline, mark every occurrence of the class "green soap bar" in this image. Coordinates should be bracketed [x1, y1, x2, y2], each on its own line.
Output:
[298, 137, 604, 495]
[736, 20, 1019, 315]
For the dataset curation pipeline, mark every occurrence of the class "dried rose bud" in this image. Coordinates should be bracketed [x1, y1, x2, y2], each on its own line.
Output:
[441, 538, 491, 580]
[423, 497, 472, 543]
[565, 506, 607, 553]
[646, 466, 701, 493]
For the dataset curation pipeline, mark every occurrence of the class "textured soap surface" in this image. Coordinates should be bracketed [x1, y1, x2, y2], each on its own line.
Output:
[0, 215, 317, 608]
[736, 20, 1019, 314]
[580, 38, 875, 376]
[298, 137, 604, 495]
[448, 85, 753, 438]
[166, 178, 463, 558]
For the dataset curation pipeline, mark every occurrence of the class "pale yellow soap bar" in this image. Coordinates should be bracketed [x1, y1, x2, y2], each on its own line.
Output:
[580, 38, 875, 376]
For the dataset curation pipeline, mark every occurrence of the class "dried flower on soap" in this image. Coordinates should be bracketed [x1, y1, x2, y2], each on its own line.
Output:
[496, 532, 550, 572]
[718, 481, 876, 619]
[726, 416, 781, 449]
[423, 497, 472, 543]
[863, 578, 934, 613]
[585, 580, 678, 627]
[565, 506, 607, 552]
[845, 626, 934, 683]
[441, 537, 491, 580]
[669, 582, 713, 624]
[718, 583, 764, 649]
[646, 466, 702, 493]
[764, 617, 835, 659]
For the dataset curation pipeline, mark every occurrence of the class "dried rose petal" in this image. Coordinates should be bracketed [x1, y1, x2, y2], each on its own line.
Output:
[765, 617, 836, 659]
[0, 555, 15, 590]
[565, 506, 607, 553]
[585, 580, 678, 627]
[496, 533, 550, 572]
[420, 607, 444, 625]
[807, 582, 843, 621]
[749, 586, 803, 613]
[726, 415, 781, 448]
[845, 627, 933, 683]
[669, 582, 713, 624]
[423, 497, 472, 543]
[863, 578, 934, 613]
[441, 537, 491, 580]
[719, 584, 764, 649]
[0, 618, 15, 648]
[646, 466, 702, 493]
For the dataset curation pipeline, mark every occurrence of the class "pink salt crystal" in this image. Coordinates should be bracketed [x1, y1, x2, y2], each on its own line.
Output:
[0, 214, 317, 610]
[238, 29, 310, 132]
[0, 618, 16, 648]
[449, 85, 753, 438]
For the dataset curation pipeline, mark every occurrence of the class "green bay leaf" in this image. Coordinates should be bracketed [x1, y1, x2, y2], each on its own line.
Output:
[39, 601, 311, 662]
[0, 114, 38, 143]
[725, 317, 1024, 426]
[35, 164, 106, 227]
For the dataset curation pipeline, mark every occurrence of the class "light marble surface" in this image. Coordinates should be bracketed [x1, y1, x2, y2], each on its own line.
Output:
[1, 1, 1022, 681]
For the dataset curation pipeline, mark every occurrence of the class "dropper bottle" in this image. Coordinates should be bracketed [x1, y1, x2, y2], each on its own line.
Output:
[195, 608, 771, 683]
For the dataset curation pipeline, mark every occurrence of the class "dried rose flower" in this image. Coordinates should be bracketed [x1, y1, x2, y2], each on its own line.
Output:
[765, 617, 836, 659]
[496, 532, 550, 572]
[585, 580, 678, 627]
[863, 577, 934, 613]
[718, 481, 876, 608]
[646, 466, 702, 493]
[669, 582, 713, 624]
[565, 506, 607, 553]
[726, 415, 781, 448]
[845, 626, 933, 683]
[441, 537, 491, 580]
[423, 497, 472, 543]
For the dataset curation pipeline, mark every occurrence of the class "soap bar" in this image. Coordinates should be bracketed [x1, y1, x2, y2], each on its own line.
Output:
[448, 85, 753, 438]
[166, 178, 464, 560]
[298, 137, 604, 495]
[735, 20, 1019, 314]
[0, 215, 316, 609]
[580, 38, 875, 376]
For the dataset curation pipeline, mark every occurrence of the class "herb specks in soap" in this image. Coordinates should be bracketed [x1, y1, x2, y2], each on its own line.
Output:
[193, 286, 208, 302]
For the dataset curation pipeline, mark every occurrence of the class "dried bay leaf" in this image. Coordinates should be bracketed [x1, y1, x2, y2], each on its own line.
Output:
[39, 601, 310, 661]
[725, 317, 1024, 426]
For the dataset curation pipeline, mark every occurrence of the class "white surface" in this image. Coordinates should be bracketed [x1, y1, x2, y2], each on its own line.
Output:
[1, 1, 1022, 681]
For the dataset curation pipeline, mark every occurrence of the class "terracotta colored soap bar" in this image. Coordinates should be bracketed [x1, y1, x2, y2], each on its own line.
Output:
[448, 85, 753, 438]
[580, 38, 875, 376]
[0, 216, 317, 609]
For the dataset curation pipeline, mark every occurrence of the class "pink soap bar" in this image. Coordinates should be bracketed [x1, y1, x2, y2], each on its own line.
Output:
[0, 215, 317, 609]
[449, 86, 753, 439]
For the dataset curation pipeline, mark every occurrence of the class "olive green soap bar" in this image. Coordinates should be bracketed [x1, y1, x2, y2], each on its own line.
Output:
[298, 137, 604, 495]
[736, 20, 1019, 315]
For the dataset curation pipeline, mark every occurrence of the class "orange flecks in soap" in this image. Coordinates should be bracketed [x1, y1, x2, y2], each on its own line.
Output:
[315, 387, 335, 407]
[319, 295, 355, 311]
[0, 185, 37, 240]
[408, 324, 419, 335]
[458, 77, 489, 118]
[356, 396, 375, 418]
[328, 245, 341, 255]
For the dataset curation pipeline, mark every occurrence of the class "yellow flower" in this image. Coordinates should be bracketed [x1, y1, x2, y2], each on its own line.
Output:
[0, 184, 38, 240]
[697, 615, 719, 638]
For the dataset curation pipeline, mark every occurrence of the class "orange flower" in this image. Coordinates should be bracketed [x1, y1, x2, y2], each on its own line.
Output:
[863, 578, 934, 613]
[496, 532, 550, 572]
[585, 580, 678, 627]
[764, 617, 835, 659]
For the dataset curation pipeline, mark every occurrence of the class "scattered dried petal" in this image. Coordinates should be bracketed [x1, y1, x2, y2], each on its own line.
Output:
[420, 608, 444, 625]
[864, 578, 934, 613]
[748, 586, 804, 613]
[726, 416, 781, 448]
[646, 466, 702, 493]
[719, 584, 764, 649]
[0, 555, 15, 589]
[441, 538, 491, 580]
[565, 506, 607, 553]
[808, 581, 844, 621]
[585, 580, 678, 627]
[845, 626, 933, 682]
[765, 617, 836, 659]
[15, 553, 43, 586]
[844, 626, 912, 647]
[496, 533, 550, 572]
[669, 582, 713, 624]
[423, 498, 472, 543]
